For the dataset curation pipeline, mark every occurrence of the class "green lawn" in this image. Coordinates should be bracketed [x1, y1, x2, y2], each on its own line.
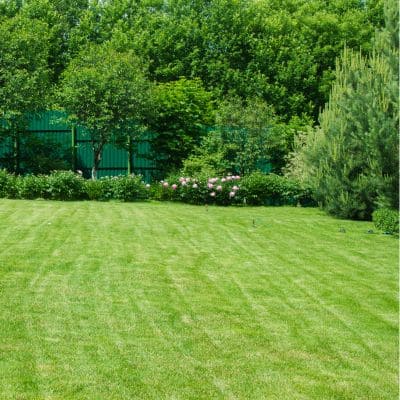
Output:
[0, 200, 397, 399]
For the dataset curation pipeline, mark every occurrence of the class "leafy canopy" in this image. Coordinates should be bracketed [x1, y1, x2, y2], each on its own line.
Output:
[58, 43, 151, 178]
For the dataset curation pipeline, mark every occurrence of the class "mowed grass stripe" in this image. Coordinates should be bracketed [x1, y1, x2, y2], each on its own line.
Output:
[0, 200, 397, 399]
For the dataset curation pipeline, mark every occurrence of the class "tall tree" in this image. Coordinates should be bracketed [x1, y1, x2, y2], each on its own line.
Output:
[58, 43, 150, 179]
[0, 14, 51, 172]
[147, 77, 213, 173]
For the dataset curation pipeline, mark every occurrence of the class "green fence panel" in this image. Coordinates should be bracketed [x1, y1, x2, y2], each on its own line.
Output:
[0, 136, 13, 170]
[0, 111, 162, 181]
[27, 110, 70, 131]
[0, 111, 274, 180]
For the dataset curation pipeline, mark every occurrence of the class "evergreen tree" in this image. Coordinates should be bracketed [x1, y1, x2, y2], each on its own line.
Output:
[287, 0, 398, 220]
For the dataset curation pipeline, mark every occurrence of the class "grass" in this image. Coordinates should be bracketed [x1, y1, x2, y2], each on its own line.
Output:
[0, 199, 397, 400]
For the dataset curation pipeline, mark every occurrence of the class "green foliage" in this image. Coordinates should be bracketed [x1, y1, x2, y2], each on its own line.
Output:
[0, 13, 51, 146]
[239, 172, 315, 206]
[19, 135, 71, 175]
[15, 174, 48, 200]
[0, 169, 17, 198]
[58, 43, 150, 179]
[84, 178, 114, 201]
[0, 0, 382, 126]
[110, 175, 149, 202]
[85, 175, 149, 202]
[152, 172, 314, 207]
[113, 0, 379, 119]
[181, 153, 226, 178]
[188, 97, 311, 176]
[287, 2, 399, 220]
[372, 208, 399, 235]
[157, 175, 242, 206]
[0, 0, 386, 184]
[0, 170, 149, 202]
[147, 78, 214, 173]
[46, 170, 85, 200]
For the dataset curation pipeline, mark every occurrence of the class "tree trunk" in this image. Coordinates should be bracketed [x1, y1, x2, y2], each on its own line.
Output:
[91, 142, 104, 180]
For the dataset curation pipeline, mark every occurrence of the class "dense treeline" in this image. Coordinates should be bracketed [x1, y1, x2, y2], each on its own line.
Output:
[0, 0, 397, 220]
[1, 0, 383, 116]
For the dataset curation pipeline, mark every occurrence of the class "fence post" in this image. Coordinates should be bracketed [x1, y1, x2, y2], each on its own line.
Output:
[71, 125, 77, 171]
[127, 135, 132, 175]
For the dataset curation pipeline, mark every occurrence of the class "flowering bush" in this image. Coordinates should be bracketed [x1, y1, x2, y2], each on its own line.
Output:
[0, 170, 314, 207]
[155, 172, 315, 207]
[85, 175, 149, 201]
[157, 174, 242, 205]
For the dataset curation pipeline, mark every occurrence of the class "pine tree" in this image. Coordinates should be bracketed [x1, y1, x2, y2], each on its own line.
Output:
[290, 0, 398, 220]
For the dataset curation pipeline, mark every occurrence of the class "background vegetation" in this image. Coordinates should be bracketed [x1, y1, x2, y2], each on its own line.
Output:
[0, 0, 397, 221]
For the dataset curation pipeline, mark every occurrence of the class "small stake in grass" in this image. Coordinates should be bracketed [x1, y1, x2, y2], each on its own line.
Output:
[339, 227, 346, 233]
[252, 219, 256, 227]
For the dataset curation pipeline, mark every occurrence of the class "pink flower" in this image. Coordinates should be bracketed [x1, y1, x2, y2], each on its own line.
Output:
[221, 178, 226, 183]
[232, 185, 239, 191]
[179, 177, 185, 182]
[171, 184, 178, 190]
[192, 183, 198, 189]
[226, 176, 232, 181]
[216, 185, 222, 191]
[207, 183, 214, 189]
[229, 191, 235, 198]
[181, 181, 187, 186]
[162, 182, 169, 187]
[210, 192, 216, 197]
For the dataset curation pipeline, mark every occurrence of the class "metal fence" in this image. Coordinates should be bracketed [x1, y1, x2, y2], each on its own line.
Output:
[0, 111, 160, 181]
[0, 111, 273, 180]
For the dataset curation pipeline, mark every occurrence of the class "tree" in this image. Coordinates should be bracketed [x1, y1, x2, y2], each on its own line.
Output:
[185, 97, 312, 176]
[65, 0, 382, 121]
[286, 0, 398, 220]
[147, 77, 214, 174]
[19, 0, 90, 83]
[58, 43, 150, 179]
[0, 14, 51, 172]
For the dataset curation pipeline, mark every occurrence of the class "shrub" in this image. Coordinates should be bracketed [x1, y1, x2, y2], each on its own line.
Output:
[19, 135, 71, 175]
[238, 172, 315, 206]
[84, 177, 114, 201]
[16, 174, 48, 199]
[46, 170, 85, 200]
[181, 153, 227, 177]
[372, 208, 399, 234]
[0, 169, 10, 198]
[0, 169, 18, 198]
[156, 174, 242, 205]
[110, 175, 149, 202]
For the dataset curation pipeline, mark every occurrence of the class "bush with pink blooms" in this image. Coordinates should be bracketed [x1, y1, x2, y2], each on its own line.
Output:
[154, 171, 315, 206]
[0, 169, 315, 206]
[157, 174, 243, 205]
